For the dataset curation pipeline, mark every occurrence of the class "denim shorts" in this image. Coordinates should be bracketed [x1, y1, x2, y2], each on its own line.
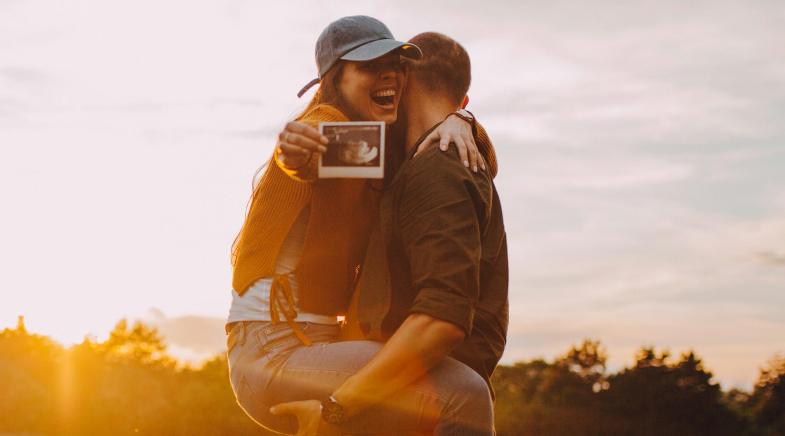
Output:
[226, 321, 494, 435]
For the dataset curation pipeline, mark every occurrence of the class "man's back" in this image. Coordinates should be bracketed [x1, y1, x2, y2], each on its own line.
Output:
[378, 144, 509, 387]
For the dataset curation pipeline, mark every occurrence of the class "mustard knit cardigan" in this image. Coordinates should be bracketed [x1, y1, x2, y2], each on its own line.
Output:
[231, 104, 378, 315]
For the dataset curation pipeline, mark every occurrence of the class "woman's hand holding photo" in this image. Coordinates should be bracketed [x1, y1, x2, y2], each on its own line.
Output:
[276, 121, 329, 169]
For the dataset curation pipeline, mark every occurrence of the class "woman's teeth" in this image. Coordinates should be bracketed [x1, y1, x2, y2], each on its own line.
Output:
[371, 89, 396, 107]
[373, 89, 396, 97]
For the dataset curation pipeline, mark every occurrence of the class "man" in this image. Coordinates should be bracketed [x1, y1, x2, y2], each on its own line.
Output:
[271, 32, 508, 436]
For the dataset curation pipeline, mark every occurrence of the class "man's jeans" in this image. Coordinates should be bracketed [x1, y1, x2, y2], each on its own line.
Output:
[227, 321, 494, 435]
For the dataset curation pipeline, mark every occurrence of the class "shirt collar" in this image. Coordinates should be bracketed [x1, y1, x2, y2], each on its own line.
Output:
[407, 122, 443, 161]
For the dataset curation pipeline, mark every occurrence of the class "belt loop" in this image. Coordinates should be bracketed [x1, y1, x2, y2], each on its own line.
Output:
[238, 321, 247, 346]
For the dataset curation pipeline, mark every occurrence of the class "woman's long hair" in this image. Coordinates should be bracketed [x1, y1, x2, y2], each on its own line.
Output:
[230, 64, 347, 266]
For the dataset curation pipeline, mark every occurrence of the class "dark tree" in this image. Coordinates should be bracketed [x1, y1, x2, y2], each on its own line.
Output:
[599, 348, 746, 436]
[750, 356, 785, 436]
[492, 339, 611, 435]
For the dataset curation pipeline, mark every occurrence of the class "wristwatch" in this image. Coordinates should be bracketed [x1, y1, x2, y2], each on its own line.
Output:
[455, 108, 474, 123]
[321, 395, 348, 426]
[451, 109, 477, 135]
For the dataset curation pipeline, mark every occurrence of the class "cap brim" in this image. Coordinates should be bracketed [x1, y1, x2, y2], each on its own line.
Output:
[340, 39, 423, 62]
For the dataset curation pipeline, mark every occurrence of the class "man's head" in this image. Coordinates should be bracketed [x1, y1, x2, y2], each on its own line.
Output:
[405, 32, 471, 108]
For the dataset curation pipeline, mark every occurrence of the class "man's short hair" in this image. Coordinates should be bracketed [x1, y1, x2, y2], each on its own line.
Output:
[408, 32, 471, 106]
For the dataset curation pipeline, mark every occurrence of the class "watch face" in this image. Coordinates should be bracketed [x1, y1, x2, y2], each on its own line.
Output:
[457, 109, 473, 120]
[321, 398, 347, 425]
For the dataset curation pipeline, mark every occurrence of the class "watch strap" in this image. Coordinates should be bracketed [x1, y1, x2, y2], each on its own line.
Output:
[450, 109, 478, 137]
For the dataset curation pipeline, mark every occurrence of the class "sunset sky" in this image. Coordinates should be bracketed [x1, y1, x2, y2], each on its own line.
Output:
[2, 0, 784, 388]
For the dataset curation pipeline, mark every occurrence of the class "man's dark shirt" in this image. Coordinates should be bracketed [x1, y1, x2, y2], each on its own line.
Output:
[372, 131, 509, 389]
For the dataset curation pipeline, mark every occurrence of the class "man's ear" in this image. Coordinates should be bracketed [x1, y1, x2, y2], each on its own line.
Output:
[461, 95, 469, 109]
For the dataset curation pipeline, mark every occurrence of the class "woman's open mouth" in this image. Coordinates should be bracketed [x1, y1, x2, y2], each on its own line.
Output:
[371, 88, 396, 109]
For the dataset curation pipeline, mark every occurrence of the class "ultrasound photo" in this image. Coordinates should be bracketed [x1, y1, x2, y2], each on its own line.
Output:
[318, 121, 385, 178]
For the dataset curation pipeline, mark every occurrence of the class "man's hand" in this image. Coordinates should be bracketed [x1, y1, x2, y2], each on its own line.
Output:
[269, 400, 340, 436]
[276, 121, 329, 169]
[415, 113, 484, 173]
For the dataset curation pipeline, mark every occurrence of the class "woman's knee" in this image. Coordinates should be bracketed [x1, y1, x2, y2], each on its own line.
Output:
[451, 368, 492, 408]
[433, 361, 493, 429]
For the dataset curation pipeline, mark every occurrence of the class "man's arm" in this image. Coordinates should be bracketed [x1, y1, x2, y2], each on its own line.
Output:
[331, 313, 464, 416]
[269, 313, 465, 435]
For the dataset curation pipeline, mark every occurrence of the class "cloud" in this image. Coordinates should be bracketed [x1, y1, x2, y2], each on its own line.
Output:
[758, 251, 785, 267]
[502, 305, 785, 389]
[0, 66, 49, 84]
[144, 309, 226, 359]
[0, 97, 24, 119]
[463, 1, 785, 156]
[0, 67, 50, 122]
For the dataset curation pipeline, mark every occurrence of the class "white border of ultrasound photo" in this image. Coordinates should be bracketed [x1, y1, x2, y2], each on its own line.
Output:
[318, 121, 385, 179]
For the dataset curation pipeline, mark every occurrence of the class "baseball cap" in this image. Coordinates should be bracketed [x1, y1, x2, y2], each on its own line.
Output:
[297, 15, 423, 98]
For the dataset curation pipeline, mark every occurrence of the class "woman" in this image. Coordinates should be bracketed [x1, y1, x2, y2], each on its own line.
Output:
[227, 16, 485, 434]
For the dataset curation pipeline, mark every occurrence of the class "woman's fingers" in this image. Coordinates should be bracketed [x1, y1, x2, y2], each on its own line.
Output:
[439, 134, 451, 152]
[451, 120, 480, 172]
[279, 143, 311, 156]
[277, 144, 310, 168]
[286, 121, 328, 146]
[411, 116, 483, 173]
[275, 121, 328, 169]
[463, 134, 479, 173]
[414, 130, 439, 156]
[453, 135, 471, 171]
[279, 131, 327, 154]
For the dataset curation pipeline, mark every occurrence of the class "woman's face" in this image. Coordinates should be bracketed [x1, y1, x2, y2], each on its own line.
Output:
[338, 53, 407, 124]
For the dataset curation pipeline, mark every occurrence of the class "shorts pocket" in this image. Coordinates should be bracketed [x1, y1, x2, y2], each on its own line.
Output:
[257, 322, 310, 356]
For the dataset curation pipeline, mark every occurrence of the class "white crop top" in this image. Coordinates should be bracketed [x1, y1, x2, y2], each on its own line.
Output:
[227, 204, 337, 325]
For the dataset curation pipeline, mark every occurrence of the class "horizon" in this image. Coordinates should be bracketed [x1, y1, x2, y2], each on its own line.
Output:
[4, 314, 775, 393]
[2, 0, 784, 391]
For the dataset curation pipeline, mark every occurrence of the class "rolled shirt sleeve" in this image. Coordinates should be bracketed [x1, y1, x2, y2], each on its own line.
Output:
[410, 287, 476, 336]
[397, 148, 491, 336]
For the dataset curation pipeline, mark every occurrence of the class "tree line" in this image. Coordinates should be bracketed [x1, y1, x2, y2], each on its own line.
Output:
[1, 320, 783, 435]
[492, 340, 784, 435]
